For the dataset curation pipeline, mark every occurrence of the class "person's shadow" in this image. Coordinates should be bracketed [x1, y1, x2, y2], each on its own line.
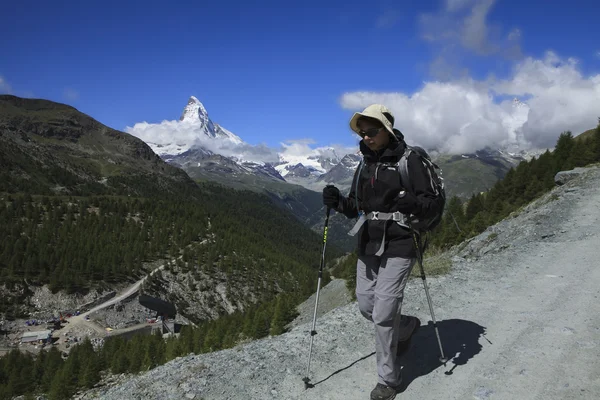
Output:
[398, 318, 489, 391]
[307, 318, 487, 390]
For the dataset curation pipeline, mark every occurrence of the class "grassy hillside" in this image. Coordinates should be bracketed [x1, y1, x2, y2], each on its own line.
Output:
[575, 127, 596, 142]
[434, 152, 517, 199]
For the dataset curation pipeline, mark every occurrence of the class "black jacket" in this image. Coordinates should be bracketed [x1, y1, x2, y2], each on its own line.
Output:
[335, 134, 441, 258]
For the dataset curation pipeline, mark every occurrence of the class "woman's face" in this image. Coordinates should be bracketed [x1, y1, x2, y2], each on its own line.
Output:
[358, 119, 390, 151]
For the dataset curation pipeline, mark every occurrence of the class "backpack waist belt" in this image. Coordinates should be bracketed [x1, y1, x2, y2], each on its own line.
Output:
[348, 211, 413, 256]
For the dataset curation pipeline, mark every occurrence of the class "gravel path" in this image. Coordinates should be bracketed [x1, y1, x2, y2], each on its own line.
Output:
[80, 166, 600, 400]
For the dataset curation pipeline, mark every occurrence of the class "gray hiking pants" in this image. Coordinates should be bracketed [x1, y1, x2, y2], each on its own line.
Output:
[356, 255, 416, 387]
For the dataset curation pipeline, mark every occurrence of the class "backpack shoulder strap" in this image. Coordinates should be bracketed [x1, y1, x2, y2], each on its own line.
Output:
[398, 146, 414, 192]
[354, 158, 365, 214]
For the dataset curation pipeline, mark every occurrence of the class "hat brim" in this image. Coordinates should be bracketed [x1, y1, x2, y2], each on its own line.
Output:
[349, 111, 395, 137]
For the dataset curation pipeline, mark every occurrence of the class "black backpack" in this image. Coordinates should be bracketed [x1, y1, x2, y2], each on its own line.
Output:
[396, 145, 446, 232]
[353, 143, 446, 233]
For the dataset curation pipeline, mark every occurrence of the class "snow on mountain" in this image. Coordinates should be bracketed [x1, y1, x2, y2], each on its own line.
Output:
[317, 153, 362, 189]
[239, 162, 286, 181]
[180, 95, 210, 124]
[179, 96, 243, 145]
[214, 124, 243, 145]
[130, 96, 243, 157]
[275, 147, 342, 177]
[147, 141, 197, 158]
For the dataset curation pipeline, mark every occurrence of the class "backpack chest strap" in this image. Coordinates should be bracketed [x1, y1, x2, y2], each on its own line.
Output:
[348, 211, 421, 255]
[348, 209, 412, 234]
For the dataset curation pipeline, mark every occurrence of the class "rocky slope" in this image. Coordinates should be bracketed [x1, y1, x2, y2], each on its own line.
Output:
[76, 165, 600, 400]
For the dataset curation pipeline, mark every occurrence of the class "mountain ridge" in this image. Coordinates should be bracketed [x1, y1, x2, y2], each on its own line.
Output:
[0, 94, 200, 199]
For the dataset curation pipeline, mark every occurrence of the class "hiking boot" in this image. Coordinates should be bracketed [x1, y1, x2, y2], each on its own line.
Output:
[370, 383, 400, 400]
[397, 315, 421, 357]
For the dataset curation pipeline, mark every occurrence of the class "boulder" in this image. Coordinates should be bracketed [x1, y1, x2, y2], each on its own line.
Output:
[554, 168, 587, 186]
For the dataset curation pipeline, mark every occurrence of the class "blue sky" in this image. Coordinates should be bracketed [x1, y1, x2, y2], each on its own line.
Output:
[1, 0, 599, 154]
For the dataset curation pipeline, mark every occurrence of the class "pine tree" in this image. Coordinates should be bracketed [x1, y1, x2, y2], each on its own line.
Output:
[202, 326, 221, 352]
[593, 121, 600, 161]
[564, 138, 595, 169]
[111, 348, 129, 374]
[48, 367, 69, 400]
[81, 355, 101, 389]
[553, 131, 575, 170]
[41, 347, 64, 392]
[269, 296, 287, 336]
[126, 338, 143, 373]
[469, 212, 488, 236]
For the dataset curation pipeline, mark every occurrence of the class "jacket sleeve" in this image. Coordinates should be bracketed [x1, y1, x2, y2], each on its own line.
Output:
[335, 162, 362, 219]
[404, 153, 441, 219]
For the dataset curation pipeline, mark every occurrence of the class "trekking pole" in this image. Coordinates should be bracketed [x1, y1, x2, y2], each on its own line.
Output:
[303, 206, 331, 389]
[410, 227, 448, 365]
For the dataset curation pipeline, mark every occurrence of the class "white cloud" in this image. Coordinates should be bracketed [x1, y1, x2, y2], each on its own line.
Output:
[279, 139, 355, 162]
[126, 119, 356, 166]
[126, 119, 269, 160]
[340, 51, 600, 154]
[63, 88, 79, 101]
[0, 76, 12, 94]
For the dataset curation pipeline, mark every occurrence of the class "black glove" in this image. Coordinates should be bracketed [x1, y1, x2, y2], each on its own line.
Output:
[323, 185, 341, 209]
[395, 190, 419, 214]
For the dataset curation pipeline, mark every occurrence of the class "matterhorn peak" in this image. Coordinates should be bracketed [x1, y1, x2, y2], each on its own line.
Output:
[180, 95, 209, 123]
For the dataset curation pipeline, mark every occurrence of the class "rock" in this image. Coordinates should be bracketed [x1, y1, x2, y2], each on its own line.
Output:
[554, 168, 587, 186]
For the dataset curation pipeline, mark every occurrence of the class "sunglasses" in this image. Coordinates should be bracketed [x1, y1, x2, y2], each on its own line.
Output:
[358, 127, 383, 138]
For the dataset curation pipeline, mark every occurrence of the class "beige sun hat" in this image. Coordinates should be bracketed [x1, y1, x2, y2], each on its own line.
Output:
[349, 104, 395, 136]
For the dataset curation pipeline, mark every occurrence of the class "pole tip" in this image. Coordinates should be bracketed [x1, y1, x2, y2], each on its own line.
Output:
[302, 377, 314, 389]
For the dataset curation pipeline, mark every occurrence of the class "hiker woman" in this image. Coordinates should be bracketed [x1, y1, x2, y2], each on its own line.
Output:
[322, 104, 442, 400]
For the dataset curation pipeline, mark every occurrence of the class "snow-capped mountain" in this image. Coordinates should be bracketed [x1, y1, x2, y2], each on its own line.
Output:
[145, 96, 243, 157]
[179, 96, 242, 145]
[274, 147, 342, 178]
[147, 96, 350, 188]
[317, 153, 362, 187]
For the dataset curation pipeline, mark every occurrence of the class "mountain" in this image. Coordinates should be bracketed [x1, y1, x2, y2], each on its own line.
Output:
[274, 147, 342, 179]
[0, 95, 200, 198]
[434, 147, 526, 199]
[317, 153, 362, 187]
[146, 96, 242, 157]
